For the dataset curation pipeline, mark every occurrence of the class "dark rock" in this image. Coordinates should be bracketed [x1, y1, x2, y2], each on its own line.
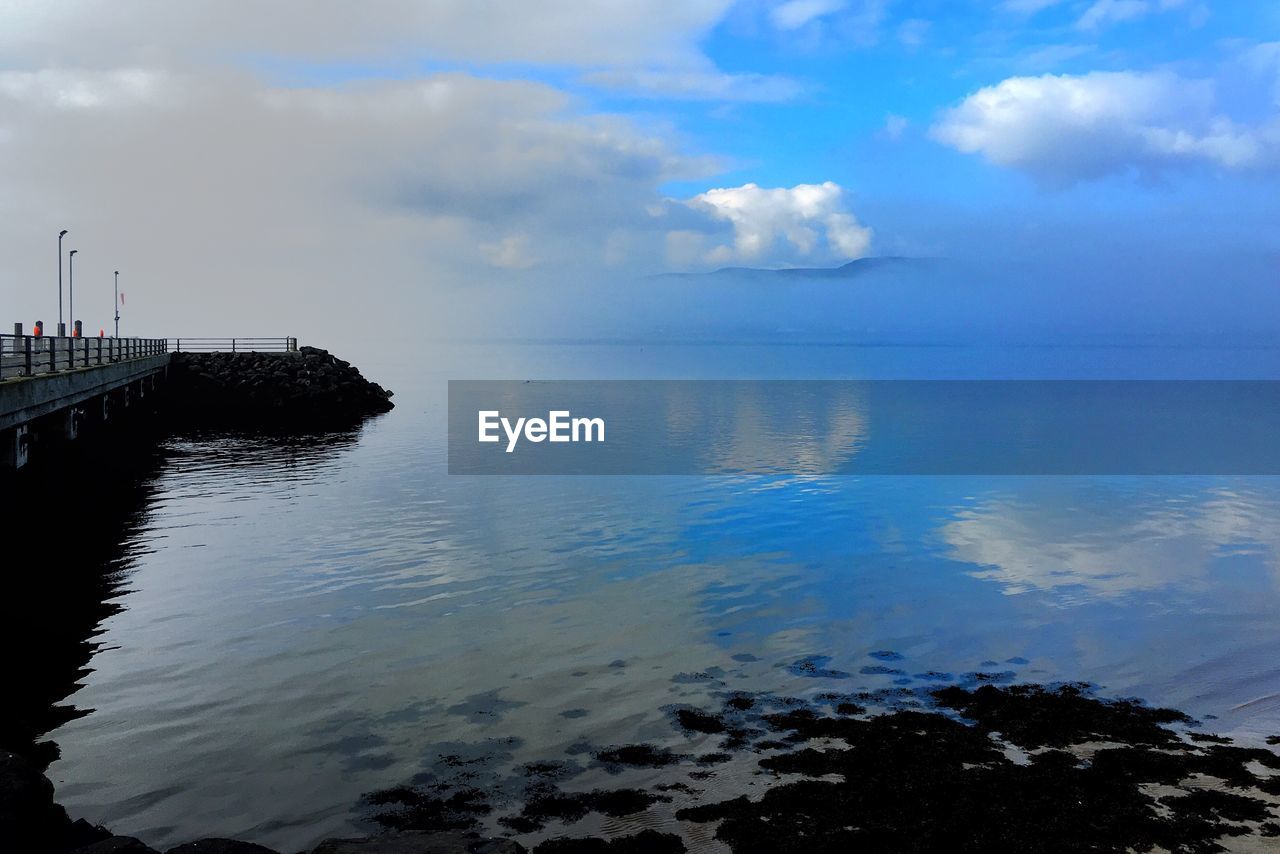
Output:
[532, 830, 685, 852]
[498, 786, 669, 833]
[932, 682, 1191, 749]
[672, 709, 726, 735]
[311, 831, 524, 853]
[675, 684, 1280, 852]
[65, 818, 115, 849]
[0, 750, 71, 850]
[363, 785, 491, 833]
[164, 840, 279, 854]
[167, 347, 393, 429]
[70, 837, 161, 854]
[592, 745, 684, 769]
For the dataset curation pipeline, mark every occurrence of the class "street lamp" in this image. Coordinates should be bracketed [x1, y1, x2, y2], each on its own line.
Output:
[114, 271, 120, 337]
[68, 249, 78, 337]
[58, 230, 68, 334]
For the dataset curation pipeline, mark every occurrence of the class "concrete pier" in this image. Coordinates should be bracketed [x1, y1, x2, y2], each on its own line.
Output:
[0, 335, 374, 468]
[0, 334, 169, 469]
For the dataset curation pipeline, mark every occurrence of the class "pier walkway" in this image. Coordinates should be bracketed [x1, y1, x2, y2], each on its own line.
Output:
[0, 333, 296, 468]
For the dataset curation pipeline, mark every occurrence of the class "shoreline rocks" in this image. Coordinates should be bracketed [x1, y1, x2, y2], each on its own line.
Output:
[11, 675, 1280, 853]
[166, 347, 393, 428]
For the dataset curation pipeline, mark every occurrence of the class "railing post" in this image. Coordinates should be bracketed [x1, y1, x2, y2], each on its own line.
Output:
[231, 338, 236, 353]
[24, 336, 32, 376]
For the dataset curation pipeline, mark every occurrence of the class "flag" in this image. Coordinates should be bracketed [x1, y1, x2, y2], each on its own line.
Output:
[120, 292, 125, 305]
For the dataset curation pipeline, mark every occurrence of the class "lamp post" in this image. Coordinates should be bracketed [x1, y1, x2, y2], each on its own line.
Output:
[114, 271, 120, 337]
[68, 249, 77, 337]
[58, 230, 68, 335]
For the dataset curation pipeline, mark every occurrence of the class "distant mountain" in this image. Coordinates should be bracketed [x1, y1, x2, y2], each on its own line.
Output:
[658, 256, 937, 282]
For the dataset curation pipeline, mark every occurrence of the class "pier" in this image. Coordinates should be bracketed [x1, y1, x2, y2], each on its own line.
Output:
[0, 333, 299, 469]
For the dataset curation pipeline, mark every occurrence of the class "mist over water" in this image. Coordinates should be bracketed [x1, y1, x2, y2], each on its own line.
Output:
[425, 253, 1280, 352]
[7, 2, 1280, 848]
[27, 339, 1280, 851]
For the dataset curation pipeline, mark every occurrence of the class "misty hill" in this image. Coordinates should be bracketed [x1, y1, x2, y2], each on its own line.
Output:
[659, 256, 936, 282]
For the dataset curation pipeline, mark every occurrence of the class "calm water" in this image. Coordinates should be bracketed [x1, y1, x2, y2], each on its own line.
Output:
[40, 342, 1280, 851]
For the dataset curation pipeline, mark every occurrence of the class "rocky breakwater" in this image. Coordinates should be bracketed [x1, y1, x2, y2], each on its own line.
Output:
[167, 346, 393, 428]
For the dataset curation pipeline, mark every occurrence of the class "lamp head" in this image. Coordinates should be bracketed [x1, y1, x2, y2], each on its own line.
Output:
[59, 230, 68, 238]
[69, 249, 77, 256]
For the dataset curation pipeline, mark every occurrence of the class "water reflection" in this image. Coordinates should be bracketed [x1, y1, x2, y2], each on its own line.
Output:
[685, 383, 868, 475]
[1, 427, 366, 769]
[1, 445, 164, 769]
[942, 480, 1280, 600]
[29, 353, 1280, 852]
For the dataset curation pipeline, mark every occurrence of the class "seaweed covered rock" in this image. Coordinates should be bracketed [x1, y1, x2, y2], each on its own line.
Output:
[167, 346, 393, 428]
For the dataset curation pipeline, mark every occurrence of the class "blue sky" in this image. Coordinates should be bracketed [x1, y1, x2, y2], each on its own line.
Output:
[238, 1, 1280, 258]
[1, 1, 1278, 341]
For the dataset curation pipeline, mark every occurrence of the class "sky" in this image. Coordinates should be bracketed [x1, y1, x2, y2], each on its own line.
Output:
[1, 1, 1278, 345]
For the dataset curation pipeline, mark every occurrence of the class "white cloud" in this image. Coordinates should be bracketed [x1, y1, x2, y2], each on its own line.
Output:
[0, 69, 715, 340]
[676, 181, 872, 267]
[931, 71, 1278, 184]
[897, 18, 930, 48]
[1015, 43, 1096, 71]
[581, 68, 804, 102]
[1001, 0, 1066, 13]
[1243, 41, 1280, 107]
[0, 68, 172, 110]
[1075, 0, 1205, 30]
[1077, 0, 1151, 29]
[1002, 0, 1205, 28]
[0, 0, 735, 69]
[756, 0, 891, 46]
[769, 0, 847, 31]
[481, 234, 538, 270]
[0, 1, 764, 104]
[882, 114, 910, 140]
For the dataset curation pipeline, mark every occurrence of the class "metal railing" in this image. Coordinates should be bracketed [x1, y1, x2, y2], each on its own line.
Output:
[169, 337, 298, 353]
[1, 334, 169, 381]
